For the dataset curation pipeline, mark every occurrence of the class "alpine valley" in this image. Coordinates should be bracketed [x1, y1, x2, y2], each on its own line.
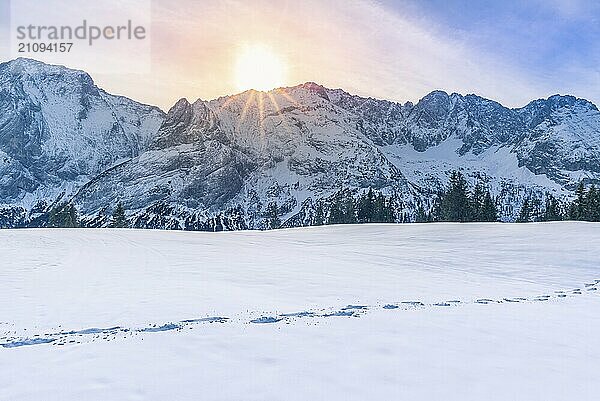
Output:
[1, 58, 599, 229]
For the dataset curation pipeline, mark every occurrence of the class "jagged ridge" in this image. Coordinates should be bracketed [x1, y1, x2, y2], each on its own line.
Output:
[1, 59, 599, 229]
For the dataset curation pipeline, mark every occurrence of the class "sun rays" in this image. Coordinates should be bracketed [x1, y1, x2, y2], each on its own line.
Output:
[216, 82, 302, 141]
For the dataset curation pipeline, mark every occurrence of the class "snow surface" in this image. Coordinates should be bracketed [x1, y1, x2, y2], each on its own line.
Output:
[1, 223, 599, 400]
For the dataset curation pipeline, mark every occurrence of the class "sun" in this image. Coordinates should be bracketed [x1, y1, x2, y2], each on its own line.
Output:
[235, 44, 286, 92]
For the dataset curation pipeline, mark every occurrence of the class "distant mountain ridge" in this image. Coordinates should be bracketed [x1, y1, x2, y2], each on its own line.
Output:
[1, 58, 599, 229]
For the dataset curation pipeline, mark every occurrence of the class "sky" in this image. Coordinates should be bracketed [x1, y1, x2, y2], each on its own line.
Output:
[0, 0, 599, 111]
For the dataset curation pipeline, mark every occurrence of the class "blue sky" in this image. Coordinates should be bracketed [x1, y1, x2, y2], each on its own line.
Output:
[1, 0, 598, 109]
[386, 0, 600, 103]
[403, 0, 600, 70]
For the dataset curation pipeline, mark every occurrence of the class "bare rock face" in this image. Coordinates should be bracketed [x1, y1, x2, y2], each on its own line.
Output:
[0, 58, 164, 207]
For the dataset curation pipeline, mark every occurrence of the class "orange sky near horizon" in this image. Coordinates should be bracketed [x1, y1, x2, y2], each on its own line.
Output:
[90, 0, 542, 111]
[3, 0, 596, 111]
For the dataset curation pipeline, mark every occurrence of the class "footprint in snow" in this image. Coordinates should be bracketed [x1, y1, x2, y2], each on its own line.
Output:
[401, 301, 425, 307]
[2, 337, 56, 348]
[323, 311, 356, 317]
[250, 317, 283, 324]
[279, 311, 315, 318]
[341, 305, 368, 311]
[138, 323, 180, 332]
[180, 317, 229, 324]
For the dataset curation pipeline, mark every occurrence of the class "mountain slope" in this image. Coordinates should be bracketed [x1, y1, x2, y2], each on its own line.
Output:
[74, 86, 411, 229]
[0, 58, 164, 214]
[1, 59, 599, 228]
[75, 82, 600, 227]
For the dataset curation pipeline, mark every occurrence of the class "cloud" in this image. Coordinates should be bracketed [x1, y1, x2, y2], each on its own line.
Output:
[138, 0, 547, 108]
[7, 0, 596, 109]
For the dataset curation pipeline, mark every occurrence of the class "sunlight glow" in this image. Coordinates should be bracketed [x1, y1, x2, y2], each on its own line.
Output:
[235, 44, 286, 92]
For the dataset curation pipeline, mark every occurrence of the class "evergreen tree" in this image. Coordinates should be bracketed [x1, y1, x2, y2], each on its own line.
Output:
[541, 194, 563, 221]
[585, 185, 600, 222]
[48, 202, 79, 228]
[327, 196, 345, 225]
[374, 193, 395, 223]
[343, 194, 357, 224]
[327, 191, 357, 224]
[480, 190, 498, 222]
[213, 213, 224, 232]
[516, 198, 531, 223]
[470, 182, 486, 221]
[265, 202, 281, 229]
[357, 188, 375, 223]
[435, 171, 472, 222]
[569, 181, 587, 220]
[313, 201, 325, 226]
[354, 189, 395, 223]
[529, 197, 544, 222]
[110, 201, 128, 228]
[414, 204, 430, 222]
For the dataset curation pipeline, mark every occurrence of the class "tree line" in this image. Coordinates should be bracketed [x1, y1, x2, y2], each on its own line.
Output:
[418, 171, 498, 222]
[42, 176, 600, 229]
[47, 200, 128, 228]
[264, 188, 397, 229]
[419, 170, 600, 223]
[517, 181, 600, 222]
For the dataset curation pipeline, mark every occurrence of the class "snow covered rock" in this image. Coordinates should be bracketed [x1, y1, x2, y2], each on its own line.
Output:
[0, 58, 164, 214]
[1, 59, 600, 228]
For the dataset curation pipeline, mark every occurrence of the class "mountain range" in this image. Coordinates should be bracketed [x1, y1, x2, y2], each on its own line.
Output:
[1, 58, 599, 229]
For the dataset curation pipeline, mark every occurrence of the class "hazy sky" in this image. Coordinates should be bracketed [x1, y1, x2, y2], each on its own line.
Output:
[1, 0, 599, 111]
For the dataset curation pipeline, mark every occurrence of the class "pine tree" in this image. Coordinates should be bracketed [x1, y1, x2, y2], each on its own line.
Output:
[313, 201, 325, 226]
[265, 202, 281, 229]
[327, 196, 345, 225]
[541, 194, 563, 221]
[48, 202, 79, 228]
[585, 185, 600, 222]
[357, 188, 374, 223]
[436, 171, 472, 222]
[414, 204, 430, 222]
[480, 190, 498, 222]
[110, 201, 128, 228]
[343, 195, 357, 224]
[383, 195, 396, 222]
[470, 182, 486, 221]
[516, 198, 531, 223]
[569, 181, 587, 220]
[374, 193, 395, 223]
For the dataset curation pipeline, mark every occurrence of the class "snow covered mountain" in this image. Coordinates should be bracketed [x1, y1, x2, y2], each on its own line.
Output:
[1, 59, 599, 228]
[74, 85, 411, 229]
[0, 58, 164, 225]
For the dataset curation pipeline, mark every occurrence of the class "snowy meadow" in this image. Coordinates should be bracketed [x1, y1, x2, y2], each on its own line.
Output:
[1, 223, 599, 400]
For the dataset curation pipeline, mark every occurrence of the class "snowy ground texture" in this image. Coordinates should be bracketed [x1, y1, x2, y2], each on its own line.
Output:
[1, 223, 600, 400]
